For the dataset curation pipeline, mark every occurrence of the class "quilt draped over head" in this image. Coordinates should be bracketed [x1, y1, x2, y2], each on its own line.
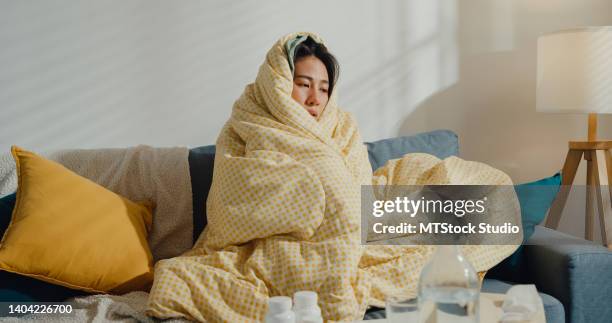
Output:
[147, 32, 520, 322]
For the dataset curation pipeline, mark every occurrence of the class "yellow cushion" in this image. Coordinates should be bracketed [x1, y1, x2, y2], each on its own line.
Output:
[0, 146, 154, 294]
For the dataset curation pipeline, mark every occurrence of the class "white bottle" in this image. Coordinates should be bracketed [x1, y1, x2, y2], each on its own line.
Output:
[293, 291, 323, 323]
[417, 245, 480, 323]
[265, 296, 296, 323]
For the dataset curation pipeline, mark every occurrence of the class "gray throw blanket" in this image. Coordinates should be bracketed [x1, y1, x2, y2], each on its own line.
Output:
[0, 146, 194, 322]
[0, 145, 193, 261]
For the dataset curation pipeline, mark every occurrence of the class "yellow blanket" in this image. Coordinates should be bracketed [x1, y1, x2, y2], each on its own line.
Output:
[146, 32, 519, 322]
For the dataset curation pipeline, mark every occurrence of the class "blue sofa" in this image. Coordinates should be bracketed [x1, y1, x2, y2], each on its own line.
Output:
[189, 129, 612, 323]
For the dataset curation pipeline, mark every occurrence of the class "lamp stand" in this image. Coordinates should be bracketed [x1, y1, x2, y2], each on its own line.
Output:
[545, 114, 612, 249]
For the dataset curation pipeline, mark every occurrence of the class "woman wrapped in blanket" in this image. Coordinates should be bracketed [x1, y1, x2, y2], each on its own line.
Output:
[146, 32, 521, 322]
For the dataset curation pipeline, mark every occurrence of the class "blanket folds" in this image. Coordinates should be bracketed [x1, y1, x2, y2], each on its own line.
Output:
[147, 32, 519, 322]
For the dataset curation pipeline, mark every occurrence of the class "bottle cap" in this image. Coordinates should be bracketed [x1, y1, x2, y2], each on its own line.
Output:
[268, 296, 292, 313]
[293, 291, 318, 308]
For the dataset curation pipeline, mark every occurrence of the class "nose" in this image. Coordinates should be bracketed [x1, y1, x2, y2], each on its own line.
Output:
[306, 88, 321, 107]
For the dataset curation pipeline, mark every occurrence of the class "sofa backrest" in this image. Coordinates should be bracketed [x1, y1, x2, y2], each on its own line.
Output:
[189, 129, 459, 243]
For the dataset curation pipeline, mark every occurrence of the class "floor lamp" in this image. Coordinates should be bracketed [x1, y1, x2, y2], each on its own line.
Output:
[537, 27, 612, 248]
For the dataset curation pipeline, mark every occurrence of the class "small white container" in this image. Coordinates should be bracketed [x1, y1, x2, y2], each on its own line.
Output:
[293, 291, 323, 323]
[265, 296, 295, 323]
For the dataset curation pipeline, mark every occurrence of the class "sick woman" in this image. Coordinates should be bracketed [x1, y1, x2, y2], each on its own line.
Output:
[147, 32, 519, 322]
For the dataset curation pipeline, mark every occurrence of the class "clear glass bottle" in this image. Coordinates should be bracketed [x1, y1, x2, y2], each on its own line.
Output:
[418, 245, 480, 323]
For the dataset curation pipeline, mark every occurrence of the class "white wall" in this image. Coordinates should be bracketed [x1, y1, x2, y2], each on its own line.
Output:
[1, 0, 612, 239]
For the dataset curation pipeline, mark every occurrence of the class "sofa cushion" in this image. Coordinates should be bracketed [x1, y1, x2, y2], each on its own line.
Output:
[1, 194, 89, 302]
[0, 147, 154, 294]
[189, 145, 216, 243]
[514, 173, 562, 242]
[525, 226, 612, 323]
[365, 129, 459, 170]
[0, 193, 14, 237]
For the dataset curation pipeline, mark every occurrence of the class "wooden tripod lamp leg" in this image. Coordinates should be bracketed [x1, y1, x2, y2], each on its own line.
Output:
[589, 151, 609, 244]
[606, 150, 612, 206]
[585, 151, 595, 240]
[605, 150, 612, 248]
[546, 149, 583, 229]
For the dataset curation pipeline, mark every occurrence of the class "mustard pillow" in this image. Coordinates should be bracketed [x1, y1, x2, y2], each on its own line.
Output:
[0, 147, 154, 294]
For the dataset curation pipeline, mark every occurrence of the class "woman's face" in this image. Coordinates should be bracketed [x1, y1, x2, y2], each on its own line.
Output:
[291, 56, 329, 119]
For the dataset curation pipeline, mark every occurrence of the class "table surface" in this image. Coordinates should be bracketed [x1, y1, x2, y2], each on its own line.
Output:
[354, 292, 546, 323]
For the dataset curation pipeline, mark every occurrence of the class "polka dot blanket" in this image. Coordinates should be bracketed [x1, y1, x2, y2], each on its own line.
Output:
[146, 32, 520, 322]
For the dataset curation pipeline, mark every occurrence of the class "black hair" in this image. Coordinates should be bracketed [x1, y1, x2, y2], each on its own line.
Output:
[293, 37, 340, 96]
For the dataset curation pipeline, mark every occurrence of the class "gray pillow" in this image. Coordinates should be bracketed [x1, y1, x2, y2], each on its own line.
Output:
[366, 129, 459, 171]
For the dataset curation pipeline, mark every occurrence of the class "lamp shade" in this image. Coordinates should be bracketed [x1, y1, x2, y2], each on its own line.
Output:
[537, 26, 612, 113]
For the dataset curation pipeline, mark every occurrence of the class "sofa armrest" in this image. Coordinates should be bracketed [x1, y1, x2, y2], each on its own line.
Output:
[524, 225, 612, 323]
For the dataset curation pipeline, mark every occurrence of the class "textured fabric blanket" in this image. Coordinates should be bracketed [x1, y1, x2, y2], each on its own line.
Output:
[0, 145, 192, 262]
[146, 32, 519, 322]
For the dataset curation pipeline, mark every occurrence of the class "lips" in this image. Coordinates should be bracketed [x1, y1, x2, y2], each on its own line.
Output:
[307, 108, 318, 117]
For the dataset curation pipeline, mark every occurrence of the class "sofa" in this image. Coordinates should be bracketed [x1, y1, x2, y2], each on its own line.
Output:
[188, 129, 611, 323]
[1, 129, 611, 322]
